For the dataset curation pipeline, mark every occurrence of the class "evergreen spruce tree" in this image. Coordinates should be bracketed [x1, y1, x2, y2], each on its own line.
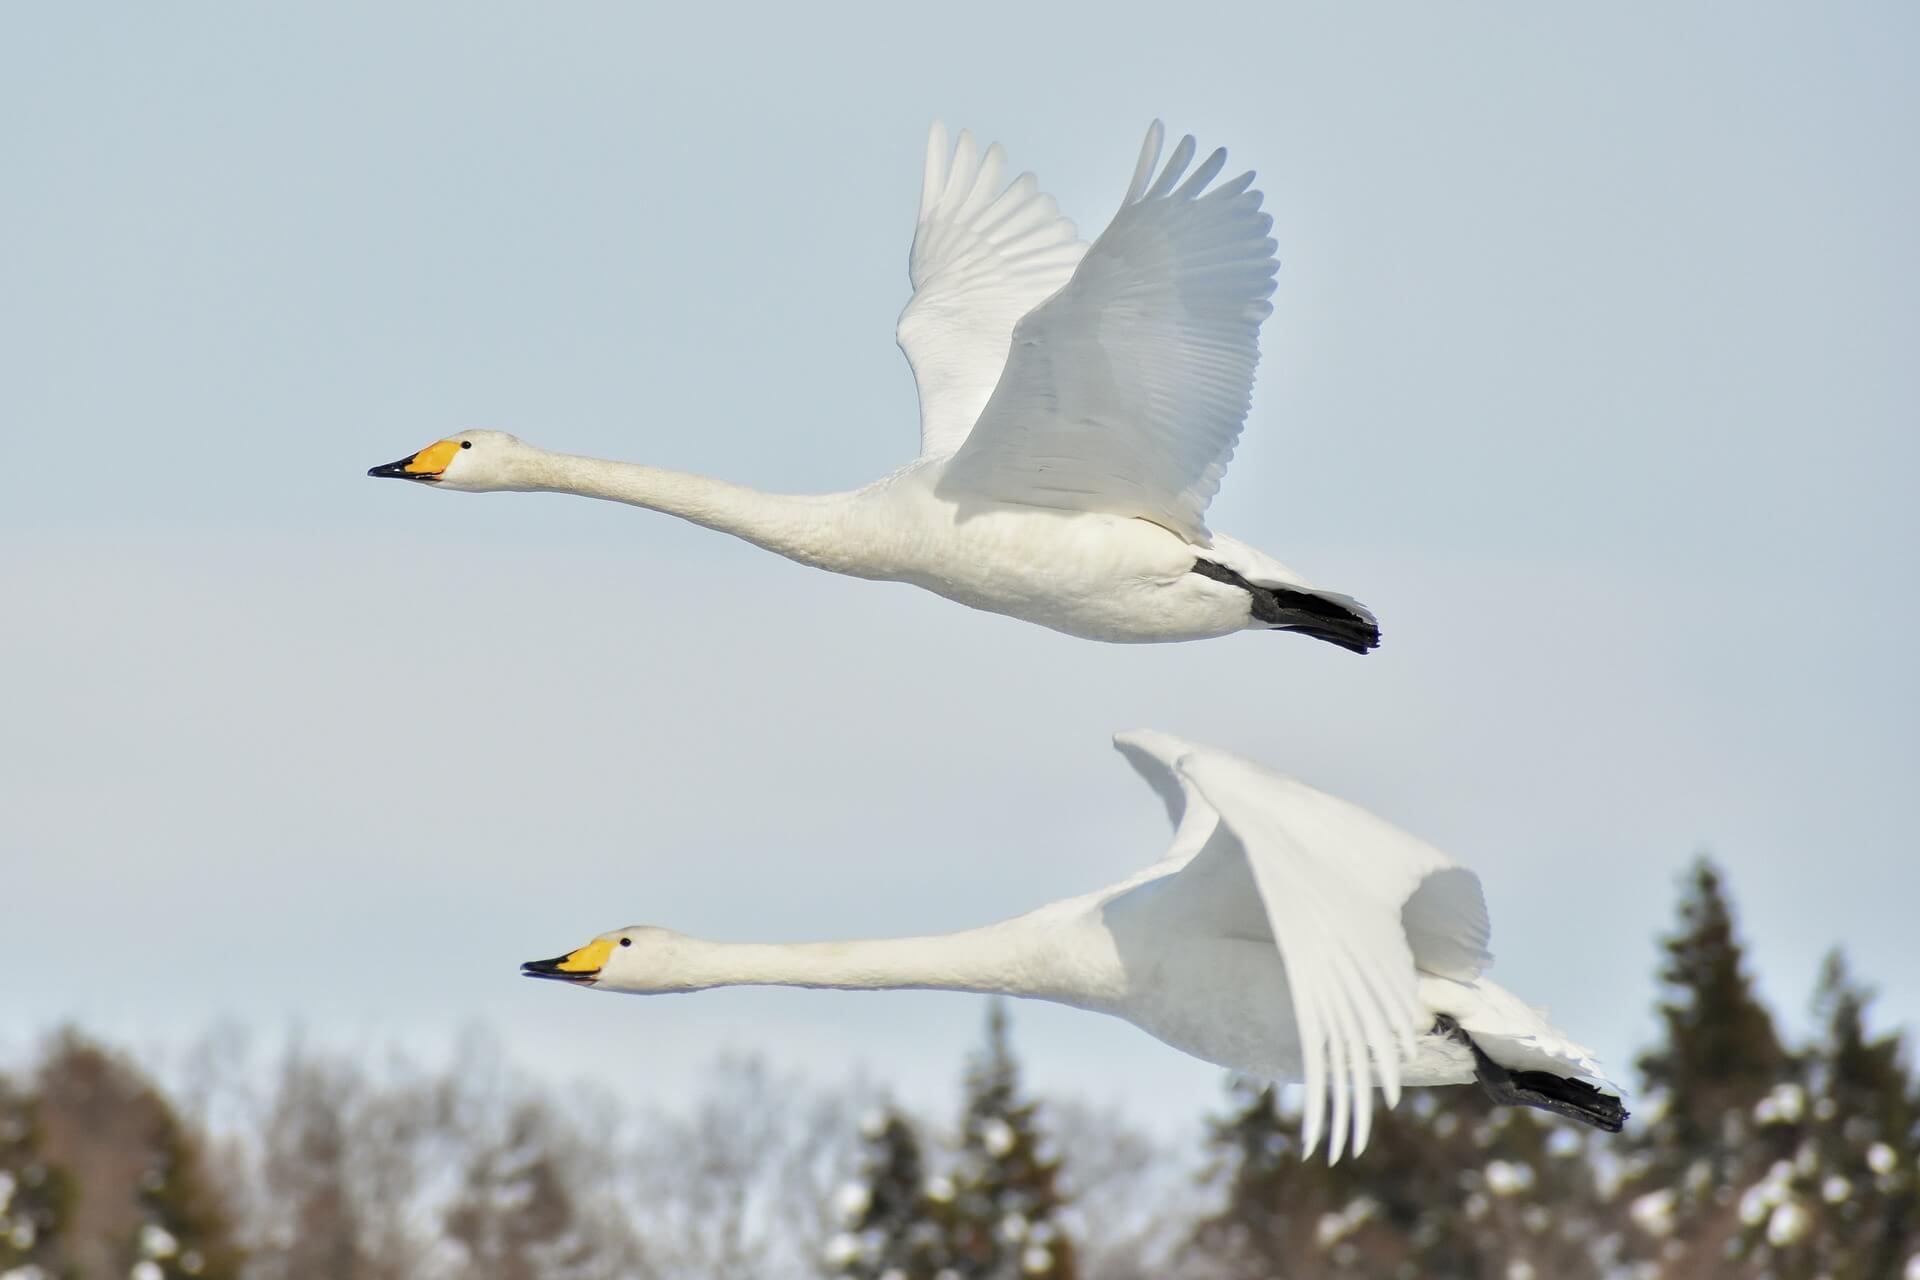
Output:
[1614, 857, 1795, 1276]
[130, 1105, 246, 1280]
[946, 1001, 1076, 1279]
[1188, 1075, 1609, 1280]
[825, 1107, 957, 1280]
[1443, 1101, 1610, 1280]
[1722, 951, 1920, 1280]
[1635, 858, 1789, 1157]
[1186, 1078, 1321, 1276]
[0, 1075, 72, 1278]
[32, 1032, 242, 1280]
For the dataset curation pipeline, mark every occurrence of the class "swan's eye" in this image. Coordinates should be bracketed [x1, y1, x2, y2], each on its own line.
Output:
[619, 937, 632, 947]
[460, 440, 472, 449]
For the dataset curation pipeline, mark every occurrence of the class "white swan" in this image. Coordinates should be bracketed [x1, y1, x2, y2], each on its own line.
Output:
[523, 732, 1622, 1159]
[370, 122, 1378, 651]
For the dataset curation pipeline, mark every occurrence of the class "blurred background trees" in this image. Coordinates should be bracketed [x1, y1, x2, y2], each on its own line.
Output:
[6, 856, 1917, 1279]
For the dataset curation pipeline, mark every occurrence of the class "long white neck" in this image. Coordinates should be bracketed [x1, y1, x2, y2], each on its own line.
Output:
[643, 919, 1079, 1001]
[511, 448, 862, 572]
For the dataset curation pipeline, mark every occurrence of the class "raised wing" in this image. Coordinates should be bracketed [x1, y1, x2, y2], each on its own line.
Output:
[1112, 729, 1219, 867]
[1174, 747, 1491, 1162]
[936, 122, 1279, 542]
[898, 123, 1085, 459]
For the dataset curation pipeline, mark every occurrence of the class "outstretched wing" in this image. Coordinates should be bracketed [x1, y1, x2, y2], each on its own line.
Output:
[898, 122, 1085, 460]
[1173, 747, 1491, 1162]
[1111, 729, 1220, 867]
[936, 121, 1279, 542]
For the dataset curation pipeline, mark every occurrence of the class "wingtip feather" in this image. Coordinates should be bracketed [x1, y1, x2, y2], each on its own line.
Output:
[921, 120, 951, 220]
[1122, 120, 1165, 207]
[1173, 146, 1229, 200]
[1144, 134, 1199, 201]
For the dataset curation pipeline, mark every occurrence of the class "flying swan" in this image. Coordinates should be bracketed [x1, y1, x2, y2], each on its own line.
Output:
[370, 122, 1378, 651]
[524, 732, 1623, 1159]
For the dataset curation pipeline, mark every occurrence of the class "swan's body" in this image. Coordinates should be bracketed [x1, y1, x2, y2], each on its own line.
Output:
[525, 732, 1622, 1159]
[371, 122, 1379, 652]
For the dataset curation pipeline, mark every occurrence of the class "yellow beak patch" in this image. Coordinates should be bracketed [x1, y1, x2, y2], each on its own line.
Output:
[404, 439, 463, 476]
[556, 938, 616, 974]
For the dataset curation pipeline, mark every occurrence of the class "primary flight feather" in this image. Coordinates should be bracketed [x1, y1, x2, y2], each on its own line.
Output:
[371, 121, 1379, 651]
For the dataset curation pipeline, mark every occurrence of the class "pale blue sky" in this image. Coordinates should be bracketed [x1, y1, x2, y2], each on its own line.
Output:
[3, 3, 1915, 1130]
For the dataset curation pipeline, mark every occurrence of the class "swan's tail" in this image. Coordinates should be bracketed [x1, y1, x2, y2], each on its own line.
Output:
[1254, 585, 1380, 654]
[1188, 557, 1381, 653]
[1425, 977, 1627, 1133]
[1434, 1015, 1627, 1131]
[1483, 1063, 1627, 1132]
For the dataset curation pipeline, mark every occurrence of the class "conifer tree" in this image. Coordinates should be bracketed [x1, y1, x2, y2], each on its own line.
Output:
[130, 1104, 246, 1280]
[1810, 951, 1916, 1156]
[1636, 858, 1789, 1157]
[31, 1032, 242, 1280]
[1723, 951, 1920, 1280]
[1185, 1078, 1321, 1276]
[0, 1075, 71, 1278]
[1189, 1075, 1610, 1279]
[947, 1001, 1076, 1279]
[1444, 1102, 1611, 1280]
[825, 1107, 956, 1280]
[1615, 857, 1795, 1275]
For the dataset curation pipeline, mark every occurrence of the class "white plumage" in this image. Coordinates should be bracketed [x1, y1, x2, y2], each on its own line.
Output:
[372, 121, 1379, 651]
[525, 732, 1622, 1161]
[938, 123, 1275, 541]
[899, 121, 1085, 459]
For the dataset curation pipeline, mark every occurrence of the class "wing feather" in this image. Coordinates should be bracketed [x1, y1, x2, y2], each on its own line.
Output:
[899, 123, 1085, 460]
[935, 121, 1280, 541]
[1174, 749, 1489, 1160]
[1110, 729, 1218, 867]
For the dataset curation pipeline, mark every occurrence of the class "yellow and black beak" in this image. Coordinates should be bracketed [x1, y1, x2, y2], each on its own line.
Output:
[368, 439, 461, 482]
[521, 937, 614, 986]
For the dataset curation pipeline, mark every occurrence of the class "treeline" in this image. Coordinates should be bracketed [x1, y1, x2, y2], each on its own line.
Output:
[3, 857, 1917, 1279]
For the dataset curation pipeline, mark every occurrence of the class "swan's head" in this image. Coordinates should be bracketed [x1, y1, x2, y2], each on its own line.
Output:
[367, 430, 530, 492]
[520, 926, 699, 994]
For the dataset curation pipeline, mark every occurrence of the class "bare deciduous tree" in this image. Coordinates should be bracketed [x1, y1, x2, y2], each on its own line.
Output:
[621, 1055, 862, 1280]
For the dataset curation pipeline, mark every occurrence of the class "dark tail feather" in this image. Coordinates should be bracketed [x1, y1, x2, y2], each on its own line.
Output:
[1256, 586, 1381, 655]
[1435, 1016, 1628, 1134]
[1190, 561, 1381, 654]
[1483, 1066, 1628, 1133]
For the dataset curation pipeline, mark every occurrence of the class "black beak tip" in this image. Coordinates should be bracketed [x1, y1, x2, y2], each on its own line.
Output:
[521, 956, 593, 984]
[367, 458, 415, 480]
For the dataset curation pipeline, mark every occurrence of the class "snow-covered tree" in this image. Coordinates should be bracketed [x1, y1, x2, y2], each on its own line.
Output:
[1185, 1078, 1321, 1275]
[824, 1107, 957, 1280]
[1188, 1075, 1612, 1279]
[130, 1102, 245, 1280]
[1804, 951, 1920, 1270]
[0, 1075, 70, 1278]
[1636, 858, 1790, 1157]
[1711, 951, 1920, 1279]
[1614, 857, 1797, 1275]
[30, 1031, 241, 1280]
[946, 1001, 1076, 1279]
[1441, 1101, 1613, 1280]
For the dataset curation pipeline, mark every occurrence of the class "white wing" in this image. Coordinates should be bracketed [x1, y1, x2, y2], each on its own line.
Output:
[1125, 739, 1489, 1162]
[936, 122, 1279, 542]
[1112, 729, 1219, 866]
[898, 122, 1085, 459]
